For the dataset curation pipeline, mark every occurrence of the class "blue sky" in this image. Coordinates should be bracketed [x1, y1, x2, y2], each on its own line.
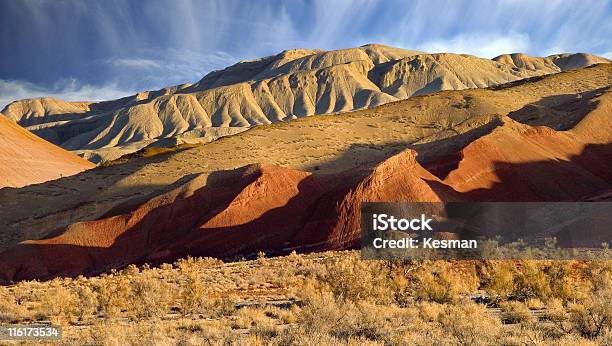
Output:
[1, 0, 610, 107]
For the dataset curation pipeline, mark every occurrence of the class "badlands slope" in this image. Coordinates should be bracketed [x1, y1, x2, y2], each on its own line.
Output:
[2, 45, 608, 163]
[0, 64, 610, 281]
[0, 116, 94, 189]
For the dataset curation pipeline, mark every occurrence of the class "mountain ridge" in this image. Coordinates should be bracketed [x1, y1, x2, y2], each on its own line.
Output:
[0, 64, 610, 254]
[2, 44, 608, 163]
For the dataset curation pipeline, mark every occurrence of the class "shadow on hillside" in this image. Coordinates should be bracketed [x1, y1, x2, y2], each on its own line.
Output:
[507, 87, 608, 130]
[0, 147, 202, 250]
[459, 143, 612, 202]
[0, 164, 352, 282]
[4, 115, 501, 251]
[1, 136, 611, 283]
[302, 116, 504, 174]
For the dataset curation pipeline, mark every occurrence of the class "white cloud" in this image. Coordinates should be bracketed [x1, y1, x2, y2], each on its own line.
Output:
[159, 49, 238, 76]
[2, 0, 608, 110]
[0, 48, 239, 110]
[600, 52, 612, 59]
[417, 32, 532, 58]
[104, 49, 238, 88]
[0, 49, 239, 110]
[0, 78, 133, 110]
[108, 58, 162, 69]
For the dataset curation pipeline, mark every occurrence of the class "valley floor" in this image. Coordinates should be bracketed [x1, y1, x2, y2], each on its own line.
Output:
[1, 251, 610, 345]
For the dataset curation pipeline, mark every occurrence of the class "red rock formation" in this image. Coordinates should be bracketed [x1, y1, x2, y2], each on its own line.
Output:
[437, 116, 611, 201]
[1, 92, 611, 281]
[0, 116, 94, 189]
[0, 150, 459, 282]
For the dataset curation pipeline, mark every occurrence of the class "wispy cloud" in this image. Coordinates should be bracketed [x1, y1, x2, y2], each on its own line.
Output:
[0, 79, 133, 109]
[600, 52, 612, 59]
[107, 58, 162, 69]
[0, 49, 238, 108]
[417, 33, 532, 58]
[104, 49, 238, 88]
[1, 0, 610, 106]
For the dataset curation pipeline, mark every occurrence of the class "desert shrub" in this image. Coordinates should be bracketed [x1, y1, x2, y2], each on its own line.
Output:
[481, 261, 595, 304]
[317, 256, 401, 304]
[417, 302, 443, 322]
[135, 323, 176, 345]
[546, 288, 612, 340]
[547, 261, 591, 303]
[545, 298, 573, 335]
[175, 256, 222, 273]
[232, 307, 267, 329]
[9, 252, 612, 345]
[87, 320, 175, 346]
[74, 285, 98, 321]
[547, 262, 575, 299]
[596, 331, 612, 346]
[438, 301, 501, 345]
[553, 334, 600, 346]
[411, 262, 478, 303]
[268, 265, 302, 289]
[296, 283, 397, 343]
[271, 328, 340, 346]
[262, 305, 298, 325]
[177, 321, 204, 334]
[330, 302, 394, 342]
[0, 286, 29, 323]
[525, 298, 545, 310]
[129, 272, 172, 319]
[37, 285, 77, 324]
[87, 320, 129, 346]
[282, 306, 300, 325]
[568, 289, 612, 339]
[159, 263, 173, 271]
[479, 261, 515, 300]
[204, 292, 237, 318]
[296, 284, 344, 335]
[179, 270, 207, 315]
[122, 264, 140, 276]
[175, 320, 238, 346]
[512, 261, 551, 301]
[176, 257, 197, 272]
[257, 251, 267, 262]
[9, 284, 34, 306]
[93, 276, 132, 318]
[498, 323, 553, 346]
[240, 308, 279, 339]
[589, 261, 612, 292]
[500, 301, 536, 324]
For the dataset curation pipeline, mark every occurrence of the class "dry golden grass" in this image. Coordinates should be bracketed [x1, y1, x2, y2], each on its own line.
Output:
[0, 251, 610, 345]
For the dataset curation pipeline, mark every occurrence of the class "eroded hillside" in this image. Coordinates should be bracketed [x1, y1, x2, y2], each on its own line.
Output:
[0, 64, 610, 281]
[2, 45, 608, 162]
